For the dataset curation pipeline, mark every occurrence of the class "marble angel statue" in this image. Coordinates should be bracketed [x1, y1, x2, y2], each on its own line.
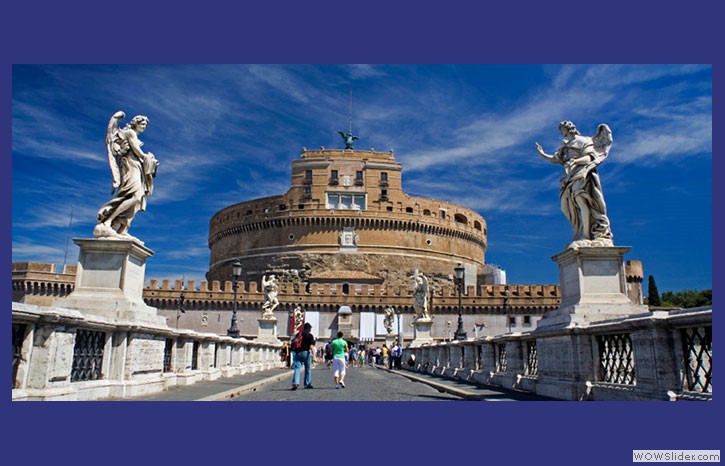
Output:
[384, 306, 395, 334]
[535, 121, 614, 248]
[95, 111, 159, 239]
[410, 271, 431, 320]
[261, 274, 280, 317]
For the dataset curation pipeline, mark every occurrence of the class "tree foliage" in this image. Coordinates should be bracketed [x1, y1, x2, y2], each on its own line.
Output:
[660, 289, 712, 309]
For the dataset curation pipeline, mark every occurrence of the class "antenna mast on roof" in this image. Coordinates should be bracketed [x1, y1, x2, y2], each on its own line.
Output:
[338, 88, 359, 150]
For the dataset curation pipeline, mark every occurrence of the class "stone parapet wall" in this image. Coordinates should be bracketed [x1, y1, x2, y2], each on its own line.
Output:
[404, 306, 712, 401]
[11, 302, 283, 401]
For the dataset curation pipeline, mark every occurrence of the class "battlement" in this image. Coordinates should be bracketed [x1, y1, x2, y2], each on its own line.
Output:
[144, 277, 559, 300]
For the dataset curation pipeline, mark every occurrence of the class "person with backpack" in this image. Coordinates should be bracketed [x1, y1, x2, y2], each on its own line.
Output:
[330, 331, 349, 389]
[291, 322, 316, 390]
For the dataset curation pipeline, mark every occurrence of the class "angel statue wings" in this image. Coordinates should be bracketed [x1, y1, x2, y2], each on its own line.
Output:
[338, 130, 358, 150]
[535, 121, 614, 248]
[95, 111, 159, 240]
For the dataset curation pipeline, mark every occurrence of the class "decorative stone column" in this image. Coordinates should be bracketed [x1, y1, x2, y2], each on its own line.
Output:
[537, 246, 648, 329]
[53, 238, 165, 326]
[410, 318, 434, 346]
[257, 316, 279, 343]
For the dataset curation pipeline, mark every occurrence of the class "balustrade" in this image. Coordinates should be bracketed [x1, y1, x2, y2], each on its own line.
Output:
[403, 307, 711, 401]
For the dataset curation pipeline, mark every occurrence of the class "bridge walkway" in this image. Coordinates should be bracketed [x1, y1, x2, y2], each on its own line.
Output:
[103, 364, 551, 401]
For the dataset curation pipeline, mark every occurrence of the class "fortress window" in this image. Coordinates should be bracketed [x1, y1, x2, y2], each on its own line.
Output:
[303, 185, 312, 198]
[279, 204, 287, 211]
[380, 189, 388, 200]
[288, 233, 295, 240]
[454, 213, 468, 225]
[330, 170, 339, 185]
[423, 209, 431, 216]
[380, 172, 388, 181]
[386, 206, 393, 212]
[426, 239, 432, 246]
[342, 283, 350, 295]
[326, 193, 367, 210]
[440, 210, 446, 220]
[355, 170, 364, 185]
[304, 170, 312, 182]
[474, 220, 482, 230]
[406, 207, 414, 213]
[523, 315, 532, 326]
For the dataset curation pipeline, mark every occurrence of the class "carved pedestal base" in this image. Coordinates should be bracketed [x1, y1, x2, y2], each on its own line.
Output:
[536, 246, 648, 330]
[257, 317, 279, 343]
[53, 238, 165, 326]
[410, 318, 434, 347]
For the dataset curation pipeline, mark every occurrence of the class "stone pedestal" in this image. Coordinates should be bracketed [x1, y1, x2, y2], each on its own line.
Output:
[257, 317, 279, 343]
[53, 238, 165, 325]
[537, 246, 648, 329]
[410, 318, 434, 347]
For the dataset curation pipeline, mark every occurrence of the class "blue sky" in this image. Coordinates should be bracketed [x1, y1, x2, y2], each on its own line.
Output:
[11, 64, 712, 293]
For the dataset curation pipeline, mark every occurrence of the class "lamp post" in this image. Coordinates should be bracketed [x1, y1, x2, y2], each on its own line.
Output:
[503, 284, 511, 333]
[396, 307, 403, 350]
[227, 261, 242, 338]
[453, 263, 467, 340]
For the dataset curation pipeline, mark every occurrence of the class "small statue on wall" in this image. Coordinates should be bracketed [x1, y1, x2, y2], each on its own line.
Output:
[410, 270, 431, 321]
[384, 306, 395, 334]
[261, 274, 280, 318]
[292, 305, 305, 332]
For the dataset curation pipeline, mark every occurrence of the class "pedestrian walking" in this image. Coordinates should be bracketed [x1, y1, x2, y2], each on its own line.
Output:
[291, 322, 316, 390]
[349, 346, 358, 368]
[330, 331, 349, 388]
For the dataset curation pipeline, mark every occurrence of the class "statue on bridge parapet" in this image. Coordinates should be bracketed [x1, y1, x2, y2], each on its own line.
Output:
[384, 306, 395, 334]
[535, 121, 614, 249]
[410, 270, 431, 321]
[292, 305, 304, 332]
[261, 274, 280, 319]
[95, 111, 159, 241]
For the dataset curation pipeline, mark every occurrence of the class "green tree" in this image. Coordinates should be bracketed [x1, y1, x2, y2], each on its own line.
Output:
[647, 275, 661, 306]
[660, 289, 712, 308]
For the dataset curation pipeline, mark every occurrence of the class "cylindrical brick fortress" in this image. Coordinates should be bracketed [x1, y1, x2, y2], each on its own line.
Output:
[208, 149, 487, 289]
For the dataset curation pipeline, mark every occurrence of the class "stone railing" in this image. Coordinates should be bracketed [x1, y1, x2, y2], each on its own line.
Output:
[404, 306, 712, 401]
[12, 302, 284, 401]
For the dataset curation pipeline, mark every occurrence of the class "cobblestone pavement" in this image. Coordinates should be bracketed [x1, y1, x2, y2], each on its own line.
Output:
[232, 364, 464, 401]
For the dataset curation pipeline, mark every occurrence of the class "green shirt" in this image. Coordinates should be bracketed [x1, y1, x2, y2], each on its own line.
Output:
[330, 338, 348, 358]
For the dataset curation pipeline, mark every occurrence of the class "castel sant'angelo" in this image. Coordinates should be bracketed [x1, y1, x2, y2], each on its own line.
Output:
[12, 133, 645, 343]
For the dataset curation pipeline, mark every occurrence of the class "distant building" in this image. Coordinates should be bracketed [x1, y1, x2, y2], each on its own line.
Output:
[207, 148, 487, 291]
